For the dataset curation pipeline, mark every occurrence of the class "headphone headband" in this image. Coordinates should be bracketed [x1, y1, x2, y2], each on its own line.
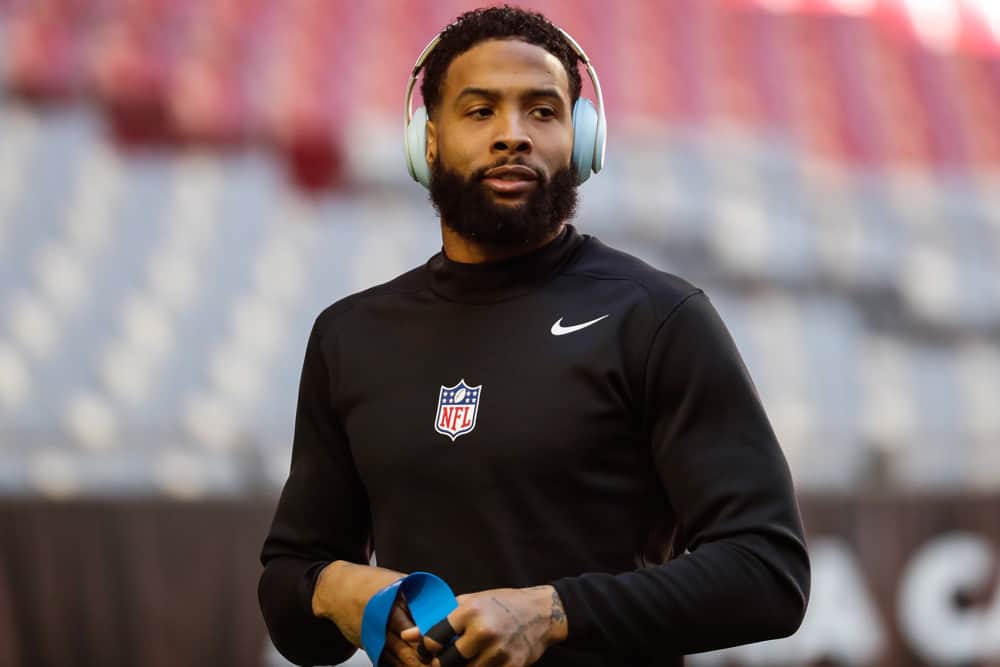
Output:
[405, 34, 442, 126]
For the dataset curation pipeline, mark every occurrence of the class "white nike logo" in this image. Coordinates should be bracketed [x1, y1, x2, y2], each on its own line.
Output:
[550, 314, 610, 336]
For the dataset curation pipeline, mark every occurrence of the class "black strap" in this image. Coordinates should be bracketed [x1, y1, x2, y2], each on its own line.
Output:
[437, 642, 471, 667]
[424, 617, 458, 647]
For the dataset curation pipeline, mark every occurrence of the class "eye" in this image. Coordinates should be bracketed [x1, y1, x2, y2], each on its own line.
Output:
[468, 108, 493, 119]
[532, 107, 557, 119]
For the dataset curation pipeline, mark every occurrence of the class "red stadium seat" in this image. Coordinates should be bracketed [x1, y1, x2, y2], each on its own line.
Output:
[4, 4, 80, 99]
[3, 0, 1000, 188]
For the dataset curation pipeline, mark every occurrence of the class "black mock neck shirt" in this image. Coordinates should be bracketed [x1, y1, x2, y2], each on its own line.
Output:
[259, 224, 810, 667]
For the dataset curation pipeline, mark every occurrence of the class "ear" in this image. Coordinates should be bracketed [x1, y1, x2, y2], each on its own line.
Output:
[425, 118, 437, 165]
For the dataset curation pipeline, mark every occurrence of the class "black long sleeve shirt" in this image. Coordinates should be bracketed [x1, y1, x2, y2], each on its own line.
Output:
[259, 224, 810, 667]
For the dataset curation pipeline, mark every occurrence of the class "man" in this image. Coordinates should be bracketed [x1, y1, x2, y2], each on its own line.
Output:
[259, 6, 810, 667]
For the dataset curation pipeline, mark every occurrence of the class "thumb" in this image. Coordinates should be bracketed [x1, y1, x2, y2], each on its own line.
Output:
[400, 627, 421, 642]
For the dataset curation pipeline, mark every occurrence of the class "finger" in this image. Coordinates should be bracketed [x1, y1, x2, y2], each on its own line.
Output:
[400, 626, 421, 642]
[388, 598, 417, 633]
[397, 594, 415, 619]
[439, 629, 486, 667]
[386, 611, 418, 658]
[422, 616, 458, 652]
[416, 641, 434, 663]
[435, 642, 472, 667]
[384, 631, 428, 667]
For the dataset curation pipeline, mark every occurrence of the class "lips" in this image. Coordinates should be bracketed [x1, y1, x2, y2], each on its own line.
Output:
[482, 164, 539, 195]
[484, 165, 538, 180]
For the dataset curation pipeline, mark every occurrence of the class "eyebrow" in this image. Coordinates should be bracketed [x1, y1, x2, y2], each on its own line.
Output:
[454, 86, 565, 106]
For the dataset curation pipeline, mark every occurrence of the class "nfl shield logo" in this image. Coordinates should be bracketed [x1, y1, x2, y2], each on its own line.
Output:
[434, 379, 483, 441]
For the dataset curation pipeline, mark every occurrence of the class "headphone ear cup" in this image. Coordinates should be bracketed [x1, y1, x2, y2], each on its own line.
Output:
[406, 106, 432, 188]
[571, 97, 598, 184]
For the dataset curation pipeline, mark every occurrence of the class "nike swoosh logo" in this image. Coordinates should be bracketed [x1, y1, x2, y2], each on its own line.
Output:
[551, 314, 610, 336]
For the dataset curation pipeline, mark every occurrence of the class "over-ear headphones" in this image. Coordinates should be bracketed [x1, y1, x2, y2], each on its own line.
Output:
[404, 26, 607, 189]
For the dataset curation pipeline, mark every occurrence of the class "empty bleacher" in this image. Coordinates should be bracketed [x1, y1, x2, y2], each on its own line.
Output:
[1, 0, 998, 496]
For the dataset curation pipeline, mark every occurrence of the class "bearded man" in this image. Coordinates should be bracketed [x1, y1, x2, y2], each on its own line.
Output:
[259, 7, 810, 667]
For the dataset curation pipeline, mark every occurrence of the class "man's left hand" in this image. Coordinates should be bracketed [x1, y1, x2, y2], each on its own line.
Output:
[399, 584, 568, 667]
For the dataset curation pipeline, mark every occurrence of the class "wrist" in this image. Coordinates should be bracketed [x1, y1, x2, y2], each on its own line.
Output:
[312, 560, 351, 620]
[311, 560, 409, 648]
[540, 585, 568, 646]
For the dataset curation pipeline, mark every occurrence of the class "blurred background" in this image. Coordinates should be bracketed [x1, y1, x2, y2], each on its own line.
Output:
[0, 0, 998, 665]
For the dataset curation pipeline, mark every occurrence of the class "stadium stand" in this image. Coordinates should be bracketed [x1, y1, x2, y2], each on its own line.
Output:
[1, 0, 998, 498]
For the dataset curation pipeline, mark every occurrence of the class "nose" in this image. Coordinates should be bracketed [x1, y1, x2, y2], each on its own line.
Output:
[491, 112, 532, 155]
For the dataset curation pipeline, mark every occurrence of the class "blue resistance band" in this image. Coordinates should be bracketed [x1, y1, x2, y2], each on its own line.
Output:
[360, 571, 459, 666]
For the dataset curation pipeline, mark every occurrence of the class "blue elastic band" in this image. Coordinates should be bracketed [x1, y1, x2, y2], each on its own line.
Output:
[360, 571, 459, 666]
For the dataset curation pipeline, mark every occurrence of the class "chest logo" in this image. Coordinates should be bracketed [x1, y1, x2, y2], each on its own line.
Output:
[434, 379, 483, 442]
[550, 314, 609, 336]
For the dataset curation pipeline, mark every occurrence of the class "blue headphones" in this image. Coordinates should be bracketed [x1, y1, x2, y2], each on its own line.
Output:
[404, 27, 607, 188]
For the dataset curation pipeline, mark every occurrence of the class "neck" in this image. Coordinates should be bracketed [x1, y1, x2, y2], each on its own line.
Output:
[440, 221, 566, 264]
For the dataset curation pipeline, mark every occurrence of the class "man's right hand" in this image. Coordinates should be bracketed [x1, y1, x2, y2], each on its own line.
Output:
[311, 560, 431, 665]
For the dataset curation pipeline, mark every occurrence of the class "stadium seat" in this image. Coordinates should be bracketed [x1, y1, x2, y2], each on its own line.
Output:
[1, 4, 998, 494]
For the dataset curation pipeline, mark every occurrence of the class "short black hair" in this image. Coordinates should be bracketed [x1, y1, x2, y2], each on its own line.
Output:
[419, 5, 583, 119]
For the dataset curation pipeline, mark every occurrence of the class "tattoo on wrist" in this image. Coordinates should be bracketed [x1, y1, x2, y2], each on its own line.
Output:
[551, 589, 566, 627]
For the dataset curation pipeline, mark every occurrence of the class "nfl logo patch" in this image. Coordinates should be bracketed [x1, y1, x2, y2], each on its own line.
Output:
[434, 379, 483, 441]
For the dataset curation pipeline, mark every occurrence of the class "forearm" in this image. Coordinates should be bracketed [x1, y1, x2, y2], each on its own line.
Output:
[259, 556, 359, 666]
[551, 532, 809, 655]
[312, 560, 409, 648]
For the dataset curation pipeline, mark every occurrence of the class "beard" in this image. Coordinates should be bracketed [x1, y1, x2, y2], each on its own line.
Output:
[428, 156, 578, 248]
